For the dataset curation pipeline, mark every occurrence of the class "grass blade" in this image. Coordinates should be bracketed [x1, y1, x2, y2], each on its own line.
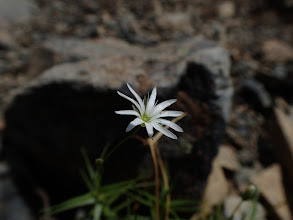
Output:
[46, 193, 95, 215]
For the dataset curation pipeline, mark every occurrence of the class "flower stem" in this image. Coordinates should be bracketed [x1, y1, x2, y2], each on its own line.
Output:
[155, 146, 170, 220]
[228, 199, 243, 220]
[148, 138, 160, 220]
[104, 127, 140, 162]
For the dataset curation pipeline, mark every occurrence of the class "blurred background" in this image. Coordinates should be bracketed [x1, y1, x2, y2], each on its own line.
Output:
[0, 0, 292, 219]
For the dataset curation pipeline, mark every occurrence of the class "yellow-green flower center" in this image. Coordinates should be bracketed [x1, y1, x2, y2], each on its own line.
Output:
[141, 113, 151, 123]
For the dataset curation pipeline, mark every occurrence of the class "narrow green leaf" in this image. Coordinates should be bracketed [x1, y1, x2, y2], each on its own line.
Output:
[135, 190, 156, 202]
[249, 190, 259, 220]
[93, 203, 103, 220]
[121, 215, 152, 220]
[80, 169, 94, 191]
[170, 199, 197, 207]
[127, 193, 154, 207]
[47, 193, 95, 215]
[102, 179, 136, 192]
[216, 203, 222, 220]
[81, 148, 95, 181]
[112, 197, 134, 212]
[104, 191, 125, 205]
[170, 209, 181, 220]
[103, 205, 116, 218]
[100, 142, 112, 159]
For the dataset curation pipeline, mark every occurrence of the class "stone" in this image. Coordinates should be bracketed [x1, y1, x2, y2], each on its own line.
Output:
[31, 37, 233, 121]
[202, 146, 231, 212]
[218, 1, 235, 19]
[251, 164, 292, 220]
[224, 195, 266, 220]
[227, 105, 264, 150]
[2, 37, 232, 214]
[235, 167, 260, 187]
[240, 79, 272, 109]
[157, 12, 194, 39]
[0, 29, 16, 49]
[0, 0, 38, 50]
[26, 47, 55, 77]
[116, 13, 158, 45]
[0, 0, 37, 25]
[216, 145, 241, 171]
[262, 40, 293, 63]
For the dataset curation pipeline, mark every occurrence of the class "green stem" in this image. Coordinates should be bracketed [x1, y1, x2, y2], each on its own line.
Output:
[249, 190, 259, 220]
[228, 200, 243, 220]
[148, 139, 160, 220]
[104, 127, 140, 162]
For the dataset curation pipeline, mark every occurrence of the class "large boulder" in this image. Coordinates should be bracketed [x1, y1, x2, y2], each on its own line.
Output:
[2, 37, 233, 216]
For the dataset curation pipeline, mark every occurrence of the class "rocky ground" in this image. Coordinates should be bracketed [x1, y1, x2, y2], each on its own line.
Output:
[0, 0, 293, 220]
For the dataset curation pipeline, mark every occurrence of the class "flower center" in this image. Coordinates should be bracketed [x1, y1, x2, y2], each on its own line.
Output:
[141, 113, 151, 122]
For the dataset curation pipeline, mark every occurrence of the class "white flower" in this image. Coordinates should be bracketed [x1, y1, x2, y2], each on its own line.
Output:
[115, 83, 184, 139]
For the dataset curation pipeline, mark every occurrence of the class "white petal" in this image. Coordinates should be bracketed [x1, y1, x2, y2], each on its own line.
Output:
[155, 110, 183, 118]
[155, 119, 183, 132]
[117, 91, 143, 114]
[150, 99, 177, 117]
[151, 122, 177, 139]
[126, 83, 145, 114]
[145, 122, 154, 137]
[126, 118, 144, 132]
[115, 110, 140, 117]
[146, 87, 157, 115]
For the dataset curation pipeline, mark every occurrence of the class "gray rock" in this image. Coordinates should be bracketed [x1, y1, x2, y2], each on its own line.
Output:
[0, 0, 37, 25]
[0, 29, 16, 49]
[218, 1, 236, 19]
[0, 0, 37, 49]
[30, 37, 233, 121]
[2, 37, 232, 214]
[235, 164, 263, 186]
[114, 12, 159, 45]
[224, 195, 266, 220]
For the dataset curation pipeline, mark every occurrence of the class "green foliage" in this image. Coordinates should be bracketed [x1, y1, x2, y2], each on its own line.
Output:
[41, 143, 261, 220]
[43, 148, 197, 220]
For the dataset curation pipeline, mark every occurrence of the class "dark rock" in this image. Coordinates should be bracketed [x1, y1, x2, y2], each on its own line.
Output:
[0, 59, 9, 75]
[263, 99, 293, 186]
[256, 62, 293, 103]
[2, 37, 232, 216]
[0, 163, 35, 220]
[239, 78, 272, 111]
[227, 105, 264, 149]
[238, 148, 257, 166]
